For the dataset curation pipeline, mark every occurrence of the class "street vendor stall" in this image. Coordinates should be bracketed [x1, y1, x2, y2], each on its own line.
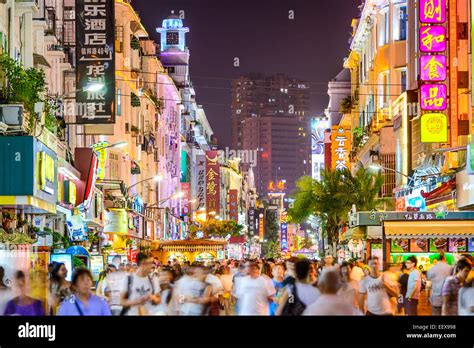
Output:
[349, 211, 474, 270]
[151, 239, 227, 264]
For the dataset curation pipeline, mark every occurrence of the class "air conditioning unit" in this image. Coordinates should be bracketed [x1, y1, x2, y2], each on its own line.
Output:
[0, 104, 25, 131]
[124, 57, 130, 67]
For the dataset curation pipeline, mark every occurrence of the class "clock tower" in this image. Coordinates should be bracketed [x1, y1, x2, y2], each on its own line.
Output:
[156, 11, 190, 87]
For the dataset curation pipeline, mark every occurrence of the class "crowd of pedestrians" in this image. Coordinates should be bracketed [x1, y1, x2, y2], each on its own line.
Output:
[0, 252, 472, 316]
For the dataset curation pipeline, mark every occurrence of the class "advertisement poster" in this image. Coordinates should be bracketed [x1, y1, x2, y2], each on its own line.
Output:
[448, 238, 467, 253]
[468, 238, 474, 252]
[89, 255, 104, 281]
[390, 239, 410, 253]
[103, 209, 128, 234]
[410, 239, 429, 252]
[50, 254, 73, 282]
[429, 238, 449, 252]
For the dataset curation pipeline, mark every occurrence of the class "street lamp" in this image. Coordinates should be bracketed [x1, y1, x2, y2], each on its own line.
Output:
[127, 175, 163, 194]
[91, 141, 128, 152]
[368, 164, 411, 179]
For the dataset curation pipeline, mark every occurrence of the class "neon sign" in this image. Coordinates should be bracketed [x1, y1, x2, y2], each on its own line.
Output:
[420, 84, 447, 111]
[420, 0, 446, 23]
[419, 26, 446, 52]
[420, 55, 447, 81]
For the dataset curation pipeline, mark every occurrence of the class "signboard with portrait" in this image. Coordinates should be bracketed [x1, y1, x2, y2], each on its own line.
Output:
[410, 239, 429, 253]
[89, 255, 104, 281]
[448, 238, 467, 253]
[390, 239, 410, 253]
[75, 0, 115, 124]
[429, 238, 448, 252]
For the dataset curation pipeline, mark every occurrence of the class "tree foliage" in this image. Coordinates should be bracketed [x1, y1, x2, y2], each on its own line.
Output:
[288, 167, 384, 254]
[187, 220, 243, 239]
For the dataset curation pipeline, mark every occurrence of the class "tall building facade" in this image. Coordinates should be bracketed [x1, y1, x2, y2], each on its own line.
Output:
[231, 73, 311, 195]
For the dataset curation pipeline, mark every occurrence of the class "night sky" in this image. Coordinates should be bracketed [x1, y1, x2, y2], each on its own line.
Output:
[132, 0, 360, 148]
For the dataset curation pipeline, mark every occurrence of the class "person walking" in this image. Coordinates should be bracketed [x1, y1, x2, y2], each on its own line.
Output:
[231, 261, 248, 315]
[458, 272, 474, 316]
[154, 267, 175, 315]
[173, 263, 212, 316]
[103, 263, 128, 316]
[4, 271, 45, 316]
[397, 263, 409, 315]
[120, 253, 161, 316]
[276, 259, 320, 316]
[442, 259, 472, 316]
[236, 261, 276, 315]
[358, 257, 399, 316]
[338, 261, 359, 308]
[427, 254, 452, 315]
[270, 263, 285, 316]
[57, 268, 111, 316]
[218, 266, 233, 316]
[49, 262, 71, 315]
[0, 266, 13, 316]
[303, 271, 361, 315]
[404, 256, 422, 316]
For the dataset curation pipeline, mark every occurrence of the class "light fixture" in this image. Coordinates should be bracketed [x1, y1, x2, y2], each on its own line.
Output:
[153, 175, 163, 182]
[83, 82, 105, 92]
[369, 164, 382, 171]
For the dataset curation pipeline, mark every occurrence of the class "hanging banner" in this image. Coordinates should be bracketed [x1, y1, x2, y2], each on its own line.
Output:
[205, 151, 220, 216]
[280, 223, 288, 252]
[91, 141, 109, 182]
[76, 0, 115, 124]
[331, 126, 351, 171]
[228, 189, 238, 222]
[248, 208, 256, 236]
[181, 182, 190, 216]
[196, 155, 206, 212]
[419, 0, 448, 144]
[258, 210, 265, 242]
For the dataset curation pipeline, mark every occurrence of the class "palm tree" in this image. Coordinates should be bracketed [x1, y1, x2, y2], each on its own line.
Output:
[288, 168, 384, 255]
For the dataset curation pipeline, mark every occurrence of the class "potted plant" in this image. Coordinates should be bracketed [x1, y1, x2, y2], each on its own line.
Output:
[2, 212, 17, 232]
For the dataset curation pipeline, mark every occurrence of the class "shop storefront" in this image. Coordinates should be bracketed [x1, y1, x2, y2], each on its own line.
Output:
[350, 211, 474, 270]
[152, 239, 227, 264]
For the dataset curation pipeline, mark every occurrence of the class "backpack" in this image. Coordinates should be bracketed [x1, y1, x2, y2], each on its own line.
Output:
[120, 274, 155, 316]
[281, 283, 306, 316]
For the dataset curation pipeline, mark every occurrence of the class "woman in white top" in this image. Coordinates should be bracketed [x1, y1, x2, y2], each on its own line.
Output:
[276, 259, 320, 315]
[338, 261, 359, 308]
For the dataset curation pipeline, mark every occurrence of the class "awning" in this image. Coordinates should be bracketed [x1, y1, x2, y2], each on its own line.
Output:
[383, 220, 474, 239]
[0, 196, 56, 214]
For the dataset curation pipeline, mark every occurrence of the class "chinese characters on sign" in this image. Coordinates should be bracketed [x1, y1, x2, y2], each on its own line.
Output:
[331, 126, 351, 171]
[91, 141, 109, 182]
[420, 0, 446, 23]
[76, 0, 115, 124]
[181, 182, 190, 216]
[280, 211, 288, 252]
[248, 208, 256, 235]
[420, 26, 446, 52]
[196, 155, 206, 211]
[419, 0, 448, 144]
[420, 84, 447, 111]
[420, 55, 447, 81]
[228, 189, 238, 222]
[205, 151, 220, 216]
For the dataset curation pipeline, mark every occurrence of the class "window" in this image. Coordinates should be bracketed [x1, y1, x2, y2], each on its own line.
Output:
[378, 72, 390, 108]
[399, 6, 407, 41]
[378, 11, 389, 46]
[400, 70, 407, 93]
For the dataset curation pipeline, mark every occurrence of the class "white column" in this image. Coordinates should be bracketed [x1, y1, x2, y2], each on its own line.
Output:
[23, 12, 33, 68]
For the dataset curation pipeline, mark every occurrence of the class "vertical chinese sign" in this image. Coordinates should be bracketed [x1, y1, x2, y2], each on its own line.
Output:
[419, 0, 448, 143]
[248, 208, 256, 236]
[76, 0, 115, 124]
[331, 126, 351, 171]
[181, 182, 190, 216]
[228, 189, 238, 222]
[205, 151, 220, 216]
[258, 210, 265, 242]
[196, 155, 206, 212]
[91, 141, 109, 183]
[280, 211, 288, 252]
